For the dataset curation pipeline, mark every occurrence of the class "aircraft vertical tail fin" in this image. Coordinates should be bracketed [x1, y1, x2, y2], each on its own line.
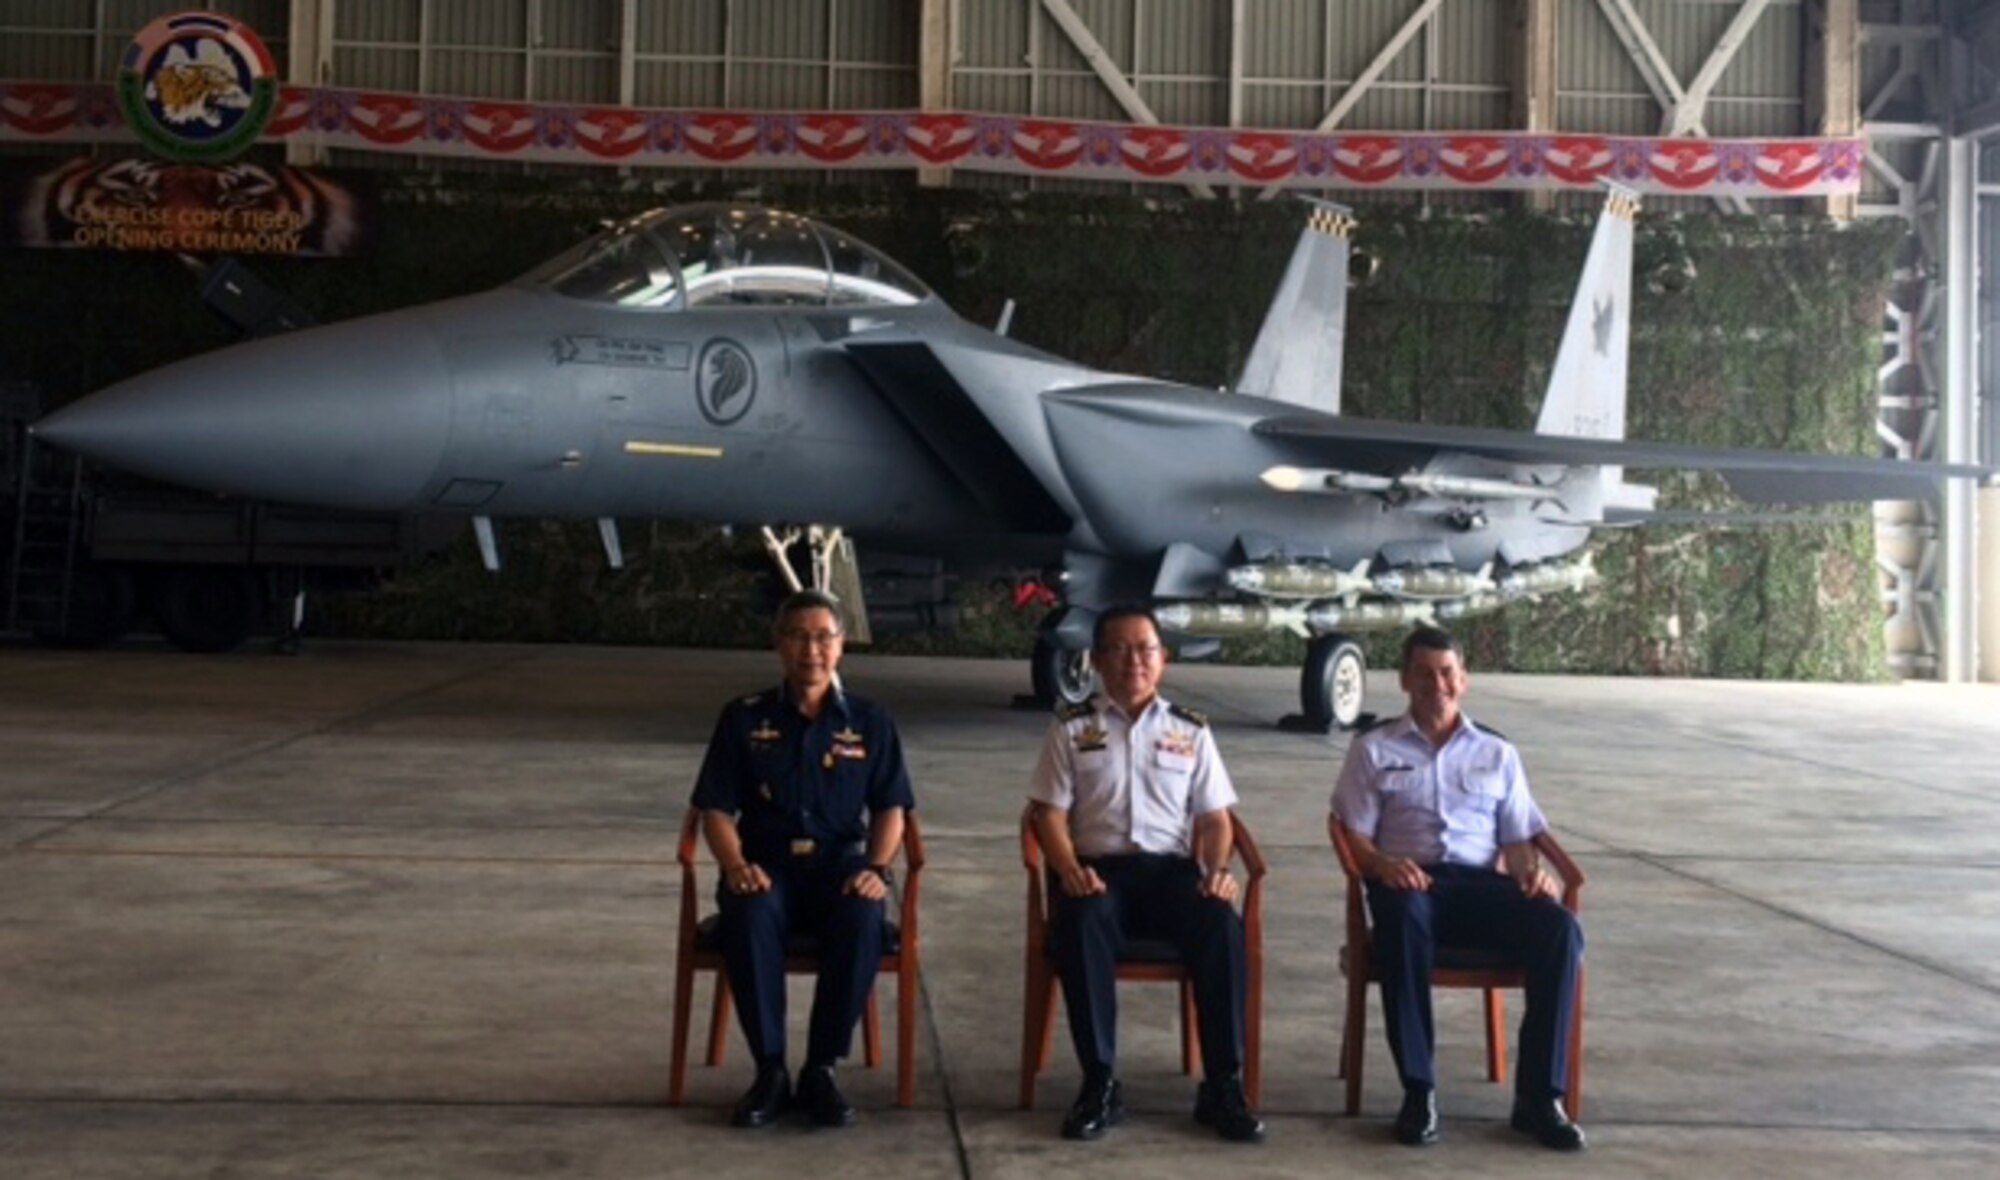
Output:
[1234, 200, 1353, 414]
[1535, 185, 1654, 514]
[1536, 185, 1638, 440]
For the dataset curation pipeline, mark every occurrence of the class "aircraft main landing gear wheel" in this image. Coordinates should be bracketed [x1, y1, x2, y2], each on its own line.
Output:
[1300, 634, 1367, 731]
[1030, 636, 1097, 709]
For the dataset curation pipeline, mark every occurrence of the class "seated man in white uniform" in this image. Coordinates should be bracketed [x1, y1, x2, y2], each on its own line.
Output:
[1027, 604, 1264, 1144]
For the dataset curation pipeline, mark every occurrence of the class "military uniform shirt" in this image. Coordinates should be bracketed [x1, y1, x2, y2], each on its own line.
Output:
[1331, 712, 1545, 867]
[1028, 694, 1236, 859]
[691, 684, 915, 866]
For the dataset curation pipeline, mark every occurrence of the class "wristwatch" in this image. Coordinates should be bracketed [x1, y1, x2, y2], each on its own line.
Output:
[868, 863, 895, 885]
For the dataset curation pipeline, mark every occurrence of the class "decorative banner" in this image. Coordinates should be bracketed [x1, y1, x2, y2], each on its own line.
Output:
[0, 81, 1866, 198]
[1, 156, 371, 256]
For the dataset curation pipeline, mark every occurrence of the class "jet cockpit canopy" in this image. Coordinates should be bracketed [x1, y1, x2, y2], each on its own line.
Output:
[525, 203, 932, 311]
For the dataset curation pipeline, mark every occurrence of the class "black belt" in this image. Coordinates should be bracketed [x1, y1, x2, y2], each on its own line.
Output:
[1425, 862, 1501, 877]
[753, 838, 866, 863]
[1077, 852, 1196, 875]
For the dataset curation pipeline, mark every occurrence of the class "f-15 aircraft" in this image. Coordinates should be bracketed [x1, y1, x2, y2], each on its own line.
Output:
[33, 191, 1979, 727]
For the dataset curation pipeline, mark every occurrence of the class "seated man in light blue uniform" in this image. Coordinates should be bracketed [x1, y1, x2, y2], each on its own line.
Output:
[1332, 626, 1585, 1151]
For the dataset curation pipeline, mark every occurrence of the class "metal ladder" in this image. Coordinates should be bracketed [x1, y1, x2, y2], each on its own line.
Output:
[3, 390, 85, 638]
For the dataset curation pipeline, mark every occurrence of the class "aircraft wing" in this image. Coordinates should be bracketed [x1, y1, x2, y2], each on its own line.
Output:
[1254, 413, 1987, 504]
[1605, 507, 1866, 526]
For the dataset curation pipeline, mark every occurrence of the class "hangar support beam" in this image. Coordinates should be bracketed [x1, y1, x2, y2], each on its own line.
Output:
[1939, 134, 1981, 682]
[1593, 0, 1686, 117]
[1228, 0, 1246, 131]
[285, 0, 333, 168]
[1307, 0, 1443, 135]
[1806, 0, 1860, 221]
[918, 0, 955, 188]
[1862, 0, 1993, 683]
[1256, 0, 1443, 200]
[1962, 3, 2000, 682]
[619, 0, 637, 109]
[1669, 0, 1776, 136]
[1590, 0, 1752, 213]
[1512, 0, 1559, 213]
[1038, 0, 1215, 199]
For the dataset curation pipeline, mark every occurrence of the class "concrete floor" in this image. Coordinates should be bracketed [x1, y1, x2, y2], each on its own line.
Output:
[3, 639, 1999, 1178]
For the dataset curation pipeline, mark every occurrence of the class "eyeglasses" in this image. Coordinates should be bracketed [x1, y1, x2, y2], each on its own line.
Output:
[1098, 643, 1163, 660]
[780, 629, 843, 648]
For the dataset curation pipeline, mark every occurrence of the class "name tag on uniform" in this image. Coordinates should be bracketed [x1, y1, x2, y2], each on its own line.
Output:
[790, 838, 817, 857]
[830, 728, 868, 763]
[1381, 771, 1421, 793]
[1073, 722, 1108, 752]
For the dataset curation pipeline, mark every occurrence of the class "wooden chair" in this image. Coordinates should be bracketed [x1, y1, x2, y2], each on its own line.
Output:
[1329, 821, 1586, 1117]
[1019, 805, 1265, 1108]
[669, 808, 925, 1108]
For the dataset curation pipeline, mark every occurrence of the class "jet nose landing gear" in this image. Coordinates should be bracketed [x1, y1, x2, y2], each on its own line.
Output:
[1023, 604, 1099, 709]
[1030, 635, 1097, 708]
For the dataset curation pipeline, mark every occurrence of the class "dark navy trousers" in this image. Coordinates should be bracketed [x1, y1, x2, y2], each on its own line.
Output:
[1365, 863, 1584, 1099]
[1050, 852, 1248, 1083]
[716, 859, 883, 1069]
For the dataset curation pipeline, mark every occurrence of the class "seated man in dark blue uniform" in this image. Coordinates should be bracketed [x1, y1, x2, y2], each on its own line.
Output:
[691, 589, 915, 1129]
[1332, 626, 1586, 1151]
[1027, 604, 1265, 1144]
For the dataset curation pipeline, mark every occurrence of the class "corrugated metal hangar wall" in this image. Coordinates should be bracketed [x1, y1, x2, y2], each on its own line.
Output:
[1, 1, 1993, 681]
[0, 1, 1815, 134]
[0, 2, 1835, 194]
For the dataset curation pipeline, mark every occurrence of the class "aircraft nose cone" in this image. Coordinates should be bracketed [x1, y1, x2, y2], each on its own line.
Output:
[33, 316, 451, 511]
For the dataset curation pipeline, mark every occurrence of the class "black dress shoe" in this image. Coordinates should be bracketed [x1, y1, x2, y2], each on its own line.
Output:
[1060, 1076, 1125, 1141]
[1511, 1096, 1586, 1151]
[1193, 1075, 1266, 1143]
[730, 1064, 790, 1129]
[797, 1064, 857, 1127]
[1393, 1088, 1439, 1146]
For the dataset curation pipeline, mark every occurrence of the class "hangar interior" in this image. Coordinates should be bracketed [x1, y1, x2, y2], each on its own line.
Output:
[3, 6, 2000, 1180]
[0, 0, 1994, 682]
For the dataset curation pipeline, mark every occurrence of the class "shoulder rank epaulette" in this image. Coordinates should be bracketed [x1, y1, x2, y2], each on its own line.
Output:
[1055, 700, 1094, 723]
[1167, 702, 1208, 728]
[1471, 720, 1508, 741]
[738, 693, 761, 707]
[1350, 712, 1386, 735]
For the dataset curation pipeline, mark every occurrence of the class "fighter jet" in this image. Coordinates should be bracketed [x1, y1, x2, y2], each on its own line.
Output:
[33, 192, 1981, 728]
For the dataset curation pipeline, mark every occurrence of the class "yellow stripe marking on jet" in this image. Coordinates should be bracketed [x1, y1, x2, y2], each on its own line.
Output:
[624, 441, 724, 459]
